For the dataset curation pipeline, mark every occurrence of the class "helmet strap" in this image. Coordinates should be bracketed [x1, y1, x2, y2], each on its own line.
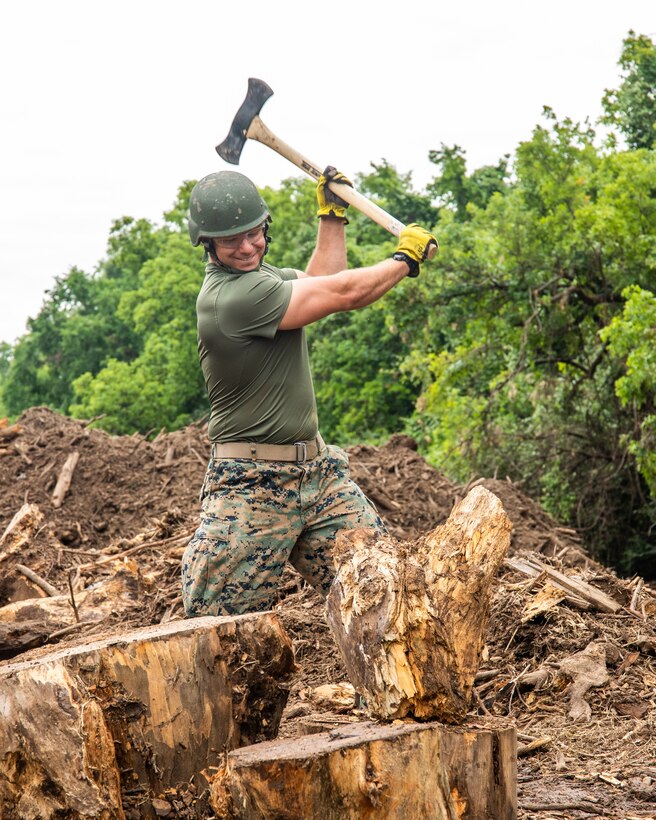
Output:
[203, 239, 225, 267]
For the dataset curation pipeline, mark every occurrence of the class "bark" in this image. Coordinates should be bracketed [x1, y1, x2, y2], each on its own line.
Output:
[0, 613, 294, 819]
[210, 718, 517, 819]
[325, 486, 512, 722]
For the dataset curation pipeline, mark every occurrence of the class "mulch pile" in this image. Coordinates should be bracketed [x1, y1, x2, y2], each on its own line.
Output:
[1, 408, 655, 819]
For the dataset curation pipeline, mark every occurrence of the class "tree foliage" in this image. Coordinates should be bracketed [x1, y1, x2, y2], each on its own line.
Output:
[602, 286, 656, 498]
[428, 144, 509, 221]
[395, 112, 656, 572]
[602, 31, 656, 150]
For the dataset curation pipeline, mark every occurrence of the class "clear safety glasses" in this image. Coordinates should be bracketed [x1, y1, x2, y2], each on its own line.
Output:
[215, 224, 267, 249]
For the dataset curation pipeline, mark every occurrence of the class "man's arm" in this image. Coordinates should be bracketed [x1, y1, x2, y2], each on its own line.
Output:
[279, 223, 437, 331]
[303, 217, 347, 278]
[300, 167, 351, 279]
[279, 257, 409, 329]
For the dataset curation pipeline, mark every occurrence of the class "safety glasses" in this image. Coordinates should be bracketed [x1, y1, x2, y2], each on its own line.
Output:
[215, 224, 267, 249]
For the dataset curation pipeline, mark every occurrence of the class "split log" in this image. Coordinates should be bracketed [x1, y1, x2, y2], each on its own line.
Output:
[51, 450, 80, 508]
[326, 486, 512, 722]
[210, 718, 517, 819]
[0, 613, 294, 819]
[0, 503, 43, 566]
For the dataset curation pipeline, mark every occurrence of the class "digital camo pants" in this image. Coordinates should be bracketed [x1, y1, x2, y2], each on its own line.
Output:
[181, 445, 385, 616]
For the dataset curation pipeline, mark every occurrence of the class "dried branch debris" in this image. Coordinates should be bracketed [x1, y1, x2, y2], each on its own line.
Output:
[0, 408, 654, 818]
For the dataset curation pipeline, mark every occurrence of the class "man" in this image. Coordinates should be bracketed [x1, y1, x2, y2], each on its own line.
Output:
[182, 167, 437, 616]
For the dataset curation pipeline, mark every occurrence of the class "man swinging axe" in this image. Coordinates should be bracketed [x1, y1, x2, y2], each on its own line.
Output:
[181, 85, 437, 617]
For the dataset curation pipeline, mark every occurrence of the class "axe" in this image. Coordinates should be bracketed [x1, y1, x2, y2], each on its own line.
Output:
[216, 78, 432, 251]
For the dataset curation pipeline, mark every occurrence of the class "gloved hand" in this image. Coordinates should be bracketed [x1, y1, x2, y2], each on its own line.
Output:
[393, 223, 438, 277]
[316, 166, 353, 222]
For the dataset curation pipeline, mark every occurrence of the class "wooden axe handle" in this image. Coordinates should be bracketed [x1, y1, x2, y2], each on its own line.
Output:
[246, 116, 405, 237]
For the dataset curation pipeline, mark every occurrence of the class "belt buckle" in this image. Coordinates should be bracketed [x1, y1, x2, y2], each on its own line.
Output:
[294, 441, 307, 464]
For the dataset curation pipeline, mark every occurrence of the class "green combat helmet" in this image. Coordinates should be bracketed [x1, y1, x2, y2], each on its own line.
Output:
[188, 171, 270, 246]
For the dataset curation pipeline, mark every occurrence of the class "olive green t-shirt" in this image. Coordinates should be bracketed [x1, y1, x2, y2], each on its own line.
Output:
[196, 261, 318, 443]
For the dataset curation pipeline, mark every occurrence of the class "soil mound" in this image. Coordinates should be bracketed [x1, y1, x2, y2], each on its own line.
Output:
[1, 408, 655, 818]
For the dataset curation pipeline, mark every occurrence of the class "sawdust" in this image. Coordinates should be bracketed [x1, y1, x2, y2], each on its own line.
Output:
[1, 408, 655, 818]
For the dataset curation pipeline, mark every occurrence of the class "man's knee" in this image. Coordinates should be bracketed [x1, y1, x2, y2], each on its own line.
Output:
[181, 536, 285, 617]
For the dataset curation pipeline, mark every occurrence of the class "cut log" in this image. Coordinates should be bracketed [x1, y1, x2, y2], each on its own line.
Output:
[0, 613, 294, 819]
[0, 503, 43, 566]
[325, 486, 512, 722]
[51, 450, 80, 508]
[210, 717, 517, 819]
[0, 560, 142, 659]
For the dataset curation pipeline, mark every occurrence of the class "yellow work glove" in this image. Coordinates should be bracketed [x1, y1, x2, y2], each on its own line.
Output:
[316, 166, 353, 222]
[393, 223, 438, 277]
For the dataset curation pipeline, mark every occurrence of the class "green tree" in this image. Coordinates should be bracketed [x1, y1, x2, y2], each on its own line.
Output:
[602, 286, 656, 496]
[2, 266, 138, 415]
[357, 160, 440, 228]
[428, 145, 509, 221]
[397, 112, 656, 570]
[307, 306, 417, 445]
[261, 177, 318, 270]
[602, 31, 656, 149]
[1, 185, 193, 423]
[1, 213, 169, 416]
[70, 316, 204, 434]
[0, 343, 11, 417]
[69, 225, 206, 432]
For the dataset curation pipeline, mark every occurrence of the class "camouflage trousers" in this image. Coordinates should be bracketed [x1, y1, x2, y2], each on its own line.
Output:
[181, 444, 385, 616]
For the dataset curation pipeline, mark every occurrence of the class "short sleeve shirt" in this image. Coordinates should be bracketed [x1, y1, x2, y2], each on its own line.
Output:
[196, 261, 318, 443]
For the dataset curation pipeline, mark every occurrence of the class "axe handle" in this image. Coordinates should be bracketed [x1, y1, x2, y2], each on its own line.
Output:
[246, 116, 405, 237]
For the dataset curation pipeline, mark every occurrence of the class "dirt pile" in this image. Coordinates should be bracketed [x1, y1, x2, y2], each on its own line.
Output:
[1, 408, 655, 818]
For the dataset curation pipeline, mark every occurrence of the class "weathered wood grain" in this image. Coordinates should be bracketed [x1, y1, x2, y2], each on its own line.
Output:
[211, 718, 517, 819]
[326, 486, 512, 722]
[0, 613, 294, 819]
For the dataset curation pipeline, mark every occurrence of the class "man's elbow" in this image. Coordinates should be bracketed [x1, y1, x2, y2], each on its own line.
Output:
[331, 288, 369, 313]
[320, 272, 371, 314]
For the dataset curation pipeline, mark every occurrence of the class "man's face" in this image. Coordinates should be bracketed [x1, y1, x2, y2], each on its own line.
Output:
[213, 223, 267, 271]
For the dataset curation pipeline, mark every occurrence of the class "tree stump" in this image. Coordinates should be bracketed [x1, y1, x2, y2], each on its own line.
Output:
[0, 613, 294, 819]
[210, 718, 517, 819]
[325, 485, 512, 722]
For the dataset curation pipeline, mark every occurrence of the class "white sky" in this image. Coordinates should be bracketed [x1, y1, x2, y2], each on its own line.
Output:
[1, 1, 654, 345]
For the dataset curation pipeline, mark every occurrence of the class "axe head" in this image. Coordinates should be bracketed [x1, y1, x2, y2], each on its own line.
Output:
[216, 78, 273, 164]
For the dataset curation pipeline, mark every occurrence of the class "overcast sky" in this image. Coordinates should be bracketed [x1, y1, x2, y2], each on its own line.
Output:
[1, 1, 654, 345]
